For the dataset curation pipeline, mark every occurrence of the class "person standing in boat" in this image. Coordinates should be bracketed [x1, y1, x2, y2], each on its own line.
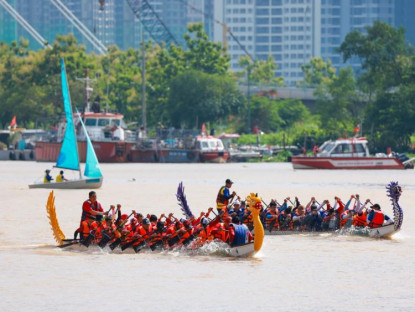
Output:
[75, 191, 106, 239]
[44, 169, 53, 183]
[56, 170, 68, 183]
[216, 179, 236, 214]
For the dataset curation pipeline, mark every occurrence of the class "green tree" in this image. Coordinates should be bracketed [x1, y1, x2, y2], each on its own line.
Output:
[183, 23, 230, 75]
[300, 57, 336, 87]
[339, 21, 413, 94]
[314, 67, 361, 137]
[167, 70, 242, 128]
[238, 55, 283, 85]
[365, 85, 415, 151]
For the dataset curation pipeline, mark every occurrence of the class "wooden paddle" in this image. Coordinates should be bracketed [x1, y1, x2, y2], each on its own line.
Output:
[100, 212, 134, 249]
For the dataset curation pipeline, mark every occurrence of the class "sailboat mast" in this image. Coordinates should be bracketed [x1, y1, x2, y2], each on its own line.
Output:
[141, 28, 146, 137]
[63, 61, 82, 180]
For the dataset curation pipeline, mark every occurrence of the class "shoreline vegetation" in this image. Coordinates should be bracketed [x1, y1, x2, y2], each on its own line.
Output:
[1, 22, 415, 153]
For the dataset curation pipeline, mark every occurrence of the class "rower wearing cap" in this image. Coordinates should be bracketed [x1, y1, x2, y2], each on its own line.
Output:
[367, 203, 392, 228]
[216, 178, 236, 214]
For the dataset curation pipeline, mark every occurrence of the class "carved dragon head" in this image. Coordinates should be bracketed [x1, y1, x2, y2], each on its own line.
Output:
[246, 193, 262, 217]
[386, 181, 402, 201]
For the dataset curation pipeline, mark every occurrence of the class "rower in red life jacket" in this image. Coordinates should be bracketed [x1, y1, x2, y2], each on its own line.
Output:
[367, 203, 392, 228]
[216, 178, 236, 214]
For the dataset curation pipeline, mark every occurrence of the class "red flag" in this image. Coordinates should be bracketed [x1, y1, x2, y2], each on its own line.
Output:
[9, 116, 16, 128]
[354, 126, 360, 133]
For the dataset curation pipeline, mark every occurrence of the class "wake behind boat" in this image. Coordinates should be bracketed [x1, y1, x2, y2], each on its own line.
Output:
[29, 59, 103, 189]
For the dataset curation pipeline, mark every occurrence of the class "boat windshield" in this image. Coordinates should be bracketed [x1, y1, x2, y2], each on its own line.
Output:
[98, 119, 110, 127]
[85, 118, 97, 126]
[111, 119, 121, 126]
[320, 142, 335, 153]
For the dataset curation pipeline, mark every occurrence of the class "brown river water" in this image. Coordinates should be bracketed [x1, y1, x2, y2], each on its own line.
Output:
[0, 161, 414, 312]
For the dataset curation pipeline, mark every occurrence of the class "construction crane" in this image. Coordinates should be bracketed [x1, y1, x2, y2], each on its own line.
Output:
[125, 0, 178, 47]
[0, 0, 51, 49]
[177, 0, 253, 61]
[50, 0, 107, 55]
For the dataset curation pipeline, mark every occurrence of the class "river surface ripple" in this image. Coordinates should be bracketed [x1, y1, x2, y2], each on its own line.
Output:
[0, 161, 414, 312]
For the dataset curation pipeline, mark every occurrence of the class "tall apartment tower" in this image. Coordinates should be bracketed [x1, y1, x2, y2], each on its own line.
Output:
[395, 0, 415, 47]
[320, 0, 395, 71]
[218, 0, 321, 86]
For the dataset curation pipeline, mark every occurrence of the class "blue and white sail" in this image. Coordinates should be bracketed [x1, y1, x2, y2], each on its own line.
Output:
[76, 108, 102, 178]
[56, 58, 80, 172]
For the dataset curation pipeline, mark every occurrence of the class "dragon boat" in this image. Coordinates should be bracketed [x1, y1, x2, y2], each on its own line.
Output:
[263, 181, 403, 238]
[45, 187, 264, 258]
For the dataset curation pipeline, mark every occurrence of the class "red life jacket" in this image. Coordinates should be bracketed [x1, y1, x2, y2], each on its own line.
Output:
[353, 211, 367, 227]
[369, 211, 384, 228]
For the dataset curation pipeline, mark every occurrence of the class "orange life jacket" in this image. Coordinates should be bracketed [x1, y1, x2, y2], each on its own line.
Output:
[266, 210, 279, 230]
[353, 211, 367, 227]
[368, 211, 384, 228]
[211, 223, 227, 242]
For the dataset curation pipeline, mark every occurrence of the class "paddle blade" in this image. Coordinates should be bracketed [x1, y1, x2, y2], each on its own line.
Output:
[133, 241, 146, 253]
[149, 240, 163, 251]
[167, 235, 181, 248]
[81, 234, 94, 247]
[182, 234, 196, 246]
[98, 233, 111, 248]
[109, 238, 121, 250]
[121, 241, 134, 251]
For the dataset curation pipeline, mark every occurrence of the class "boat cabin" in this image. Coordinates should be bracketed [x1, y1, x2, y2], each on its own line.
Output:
[195, 136, 225, 152]
[317, 137, 369, 157]
[78, 112, 126, 141]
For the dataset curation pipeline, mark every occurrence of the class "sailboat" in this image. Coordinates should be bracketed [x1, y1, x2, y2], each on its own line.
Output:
[29, 58, 103, 189]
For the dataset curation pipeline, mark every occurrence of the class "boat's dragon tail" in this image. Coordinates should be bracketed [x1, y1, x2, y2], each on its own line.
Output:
[386, 181, 403, 231]
[176, 182, 194, 219]
[46, 191, 66, 245]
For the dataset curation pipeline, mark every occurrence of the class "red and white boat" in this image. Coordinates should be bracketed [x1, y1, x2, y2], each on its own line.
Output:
[196, 135, 229, 163]
[35, 111, 136, 163]
[292, 137, 412, 169]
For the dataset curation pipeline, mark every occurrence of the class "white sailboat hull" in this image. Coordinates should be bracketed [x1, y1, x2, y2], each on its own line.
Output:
[29, 177, 102, 189]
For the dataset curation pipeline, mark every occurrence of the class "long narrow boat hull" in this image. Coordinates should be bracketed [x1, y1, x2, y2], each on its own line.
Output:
[29, 177, 103, 189]
[263, 224, 398, 238]
[58, 240, 255, 257]
[291, 156, 405, 169]
[227, 242, 255, 257]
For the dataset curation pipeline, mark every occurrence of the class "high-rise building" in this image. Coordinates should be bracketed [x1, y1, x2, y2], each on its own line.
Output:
[1, 0, 413, 85]
[217, 0, 321, 86]
[320, 0, 395, 72]
[395, 0, 415, 47]
[0, 0, 17, 45]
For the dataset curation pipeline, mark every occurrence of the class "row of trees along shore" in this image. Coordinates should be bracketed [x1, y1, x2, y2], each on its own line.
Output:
[1, 22, 415, 153]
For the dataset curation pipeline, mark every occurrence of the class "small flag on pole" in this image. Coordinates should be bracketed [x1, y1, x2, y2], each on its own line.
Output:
[9, 116, 16, 129]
